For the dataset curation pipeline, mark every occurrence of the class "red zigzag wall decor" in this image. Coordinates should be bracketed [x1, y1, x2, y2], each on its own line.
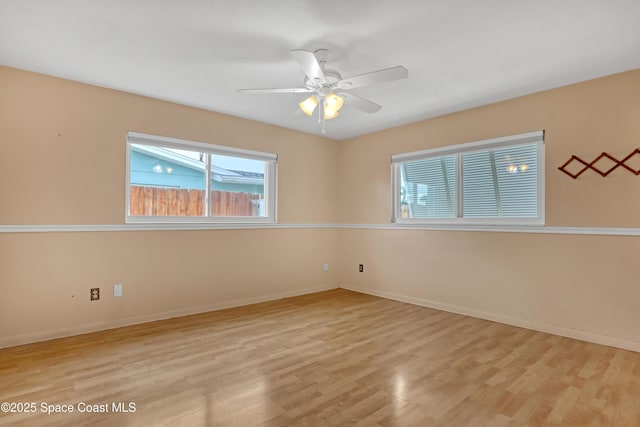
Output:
[558, 148, 640, 179]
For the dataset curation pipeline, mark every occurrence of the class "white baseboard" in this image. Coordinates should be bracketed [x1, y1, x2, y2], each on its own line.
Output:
[0, 285, 338, 349]
[341, 285, 640, 353]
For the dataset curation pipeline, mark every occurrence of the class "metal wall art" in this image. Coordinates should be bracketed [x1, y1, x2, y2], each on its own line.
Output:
[558, 149, 640, 179]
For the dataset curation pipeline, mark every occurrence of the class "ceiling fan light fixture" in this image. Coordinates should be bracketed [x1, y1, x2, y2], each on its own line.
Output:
[325, 92, 344, 112]
[238, 49, 408, 131]
[324, 108, 340, 120]
[299, 95, 318, 116]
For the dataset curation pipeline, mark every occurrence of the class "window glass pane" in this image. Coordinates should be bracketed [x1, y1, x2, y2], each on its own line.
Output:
[210, 154, 266, 217]
[400, 155, 456, 218]
[493, 144, 539, 217]
[129, 144, 206, 216]
[463, 143, 538, 218]
[462, 151, 498, 217]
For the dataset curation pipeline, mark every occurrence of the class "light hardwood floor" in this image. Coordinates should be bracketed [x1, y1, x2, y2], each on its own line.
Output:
[0, 289, 639, 426]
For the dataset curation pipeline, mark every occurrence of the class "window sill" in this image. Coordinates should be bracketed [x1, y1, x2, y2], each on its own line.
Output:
[125, 216, 276, 225]
[392, 218, 545, 228]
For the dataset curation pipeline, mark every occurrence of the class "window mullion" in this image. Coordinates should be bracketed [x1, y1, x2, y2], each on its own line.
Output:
[488, 150, 502, 216]
[440, 158, 452, 217]
[456, 153, 463, 219]
[204, 153, 211, 217]
[265, 160, 273, 218]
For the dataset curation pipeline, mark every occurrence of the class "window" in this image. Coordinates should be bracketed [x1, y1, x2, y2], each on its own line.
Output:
[392, 131, 544, 225]
[126, 132, 277, 223]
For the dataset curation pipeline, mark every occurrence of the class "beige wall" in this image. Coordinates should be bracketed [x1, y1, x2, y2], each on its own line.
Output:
[338, 69, 640, 227]
[2, 65, 640, 350]
[338, 229, 640, 345]
[0, 66, 339, 225]
[0, 228, 339, 346]
[337, 70, 640, 349]
[0, 66, 339, 347]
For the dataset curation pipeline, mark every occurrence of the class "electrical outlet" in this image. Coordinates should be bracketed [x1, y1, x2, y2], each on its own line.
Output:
[323, 263, 329, 271]
[90, 288, 100, 301]
[359, 264, 364, 272]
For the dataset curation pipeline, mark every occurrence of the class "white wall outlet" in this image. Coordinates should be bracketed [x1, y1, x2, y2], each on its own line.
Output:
[114, 284, 123, 297]
[323, 263, 329, 271]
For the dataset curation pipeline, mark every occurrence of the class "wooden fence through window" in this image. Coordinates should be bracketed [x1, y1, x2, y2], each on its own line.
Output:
[129, 186, 263, 216]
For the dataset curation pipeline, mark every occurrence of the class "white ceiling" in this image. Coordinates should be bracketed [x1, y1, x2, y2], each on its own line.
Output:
[1, 1, 639, 140]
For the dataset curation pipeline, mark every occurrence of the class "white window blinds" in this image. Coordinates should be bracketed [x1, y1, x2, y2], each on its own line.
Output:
[463, 144, 539, 218]
[402, 156, 456, 218]
[392, 131, 544, 225]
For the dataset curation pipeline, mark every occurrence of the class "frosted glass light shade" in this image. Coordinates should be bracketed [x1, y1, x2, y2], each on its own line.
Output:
[299, 96, 319, 116]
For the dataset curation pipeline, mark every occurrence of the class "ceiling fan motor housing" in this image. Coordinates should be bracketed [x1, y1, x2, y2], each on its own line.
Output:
[305, 69, 342, 95]
[302, 49, 342, 96]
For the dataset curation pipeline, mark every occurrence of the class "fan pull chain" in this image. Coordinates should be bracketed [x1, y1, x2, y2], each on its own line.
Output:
[319, 99, 326, 134]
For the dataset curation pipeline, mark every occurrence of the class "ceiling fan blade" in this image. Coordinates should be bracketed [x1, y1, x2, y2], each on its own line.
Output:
[237, 88, 313, 94]
[339, 66, 408, 90]
[340, 92, 382, 114]
[290, 49, 326, 84]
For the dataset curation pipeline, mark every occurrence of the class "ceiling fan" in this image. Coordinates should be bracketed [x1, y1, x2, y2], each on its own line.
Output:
[238, 49, 408, 133]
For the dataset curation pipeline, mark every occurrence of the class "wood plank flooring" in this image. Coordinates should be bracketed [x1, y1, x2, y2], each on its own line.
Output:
[0, 289, 639, 426]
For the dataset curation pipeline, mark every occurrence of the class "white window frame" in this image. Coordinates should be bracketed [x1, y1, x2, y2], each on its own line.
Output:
[391, 130, 545, 226]
[126, 131, 277, 224]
